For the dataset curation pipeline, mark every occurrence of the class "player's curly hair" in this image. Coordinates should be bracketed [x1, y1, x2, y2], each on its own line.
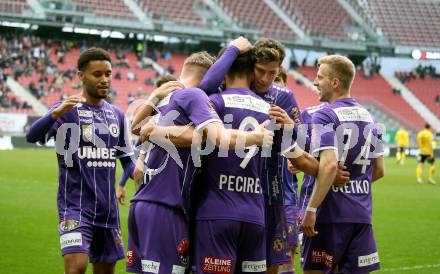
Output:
[318, 55, 356, 91]
[254, 38, 285, 64]
[183, 51, 216, 69]
[275, 67, 288, 87]
[77, 47, 111, 71]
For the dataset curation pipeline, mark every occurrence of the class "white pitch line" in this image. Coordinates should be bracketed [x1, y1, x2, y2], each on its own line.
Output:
[381, 263, 440, 272]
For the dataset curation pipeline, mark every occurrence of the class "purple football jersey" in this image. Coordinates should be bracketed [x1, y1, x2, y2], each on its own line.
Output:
[311, 98, 384, 224]
[131, 87, 221, 215]
[199, 46, 301, 207]
[29, 101, 133, 228]
[261, 83, 301, 206]
[196, 88, 270, 226]
[297, 103, 326, 218]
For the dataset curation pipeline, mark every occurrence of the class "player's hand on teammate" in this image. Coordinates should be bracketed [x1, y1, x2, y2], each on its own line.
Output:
[258, 120, 275, 147]
[151, 81, 184, 100]
[51, 94, 86, 119]
[116, 185, 126, 205]
[139, 122, 155, 143]
[302, 211, 318, 237]
[230, 36, 252, 54]
[287, 160, 301, 174]
[269, 105, 294, 128]
[333, 164, 350, 186]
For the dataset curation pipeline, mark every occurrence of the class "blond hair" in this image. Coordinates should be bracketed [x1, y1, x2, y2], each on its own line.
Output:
[183, 51, 216, 69]
[254, 38, 285, 64]
[318, 55, 356, 90]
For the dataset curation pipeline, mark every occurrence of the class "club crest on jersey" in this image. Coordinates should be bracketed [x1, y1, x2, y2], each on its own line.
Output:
[60, 220, 80, 231]
[109, 123, 119, 137]
[82, 125, 94, 142]
[177, 239, 189, 265]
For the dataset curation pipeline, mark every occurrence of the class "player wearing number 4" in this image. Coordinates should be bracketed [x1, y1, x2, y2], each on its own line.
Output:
[299, 55, 385, 274]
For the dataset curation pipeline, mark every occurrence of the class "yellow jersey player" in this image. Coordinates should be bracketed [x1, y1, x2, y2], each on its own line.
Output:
[395, 126, 409, 165]
[416, 123, 436, 184]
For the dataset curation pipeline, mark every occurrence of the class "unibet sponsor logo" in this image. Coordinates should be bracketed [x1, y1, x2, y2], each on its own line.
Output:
[202, 256, 232, 274]
[78, 147, 116, 160]
[358, 252, 379, 267]
[241, 260, 266, 272]
[311, 250, 334, 269]
[219, 175, 261, 194]
[331, 180, 370, 194]
[78, 147, 117, 168]
[60, 232, 82, 249]
[171, 265, 185, 274]
[141, 260, 160, 273]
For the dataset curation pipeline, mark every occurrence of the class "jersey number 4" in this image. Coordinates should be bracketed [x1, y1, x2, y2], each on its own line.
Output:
[340, 128, 372, 174]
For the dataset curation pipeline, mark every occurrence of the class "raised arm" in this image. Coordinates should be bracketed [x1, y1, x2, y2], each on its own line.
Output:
[199, 37, 251, 95]
[131, 81, 184, 135]
[26, 95, 84, 143]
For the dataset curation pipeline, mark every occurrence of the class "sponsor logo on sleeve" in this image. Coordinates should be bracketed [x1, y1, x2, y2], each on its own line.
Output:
[126, 250, 135, 267]
[177, 239, 189, 265]
[241, 260, 266, 272]
[171, 265, 186, 274]
[311, 250, 334, 269]
[60, 232, 82, 249]
[60, 220, 80, 231]
[358, 252, 379, 267]
[202, 256, 232, 274]
[141, 260, 160, 273]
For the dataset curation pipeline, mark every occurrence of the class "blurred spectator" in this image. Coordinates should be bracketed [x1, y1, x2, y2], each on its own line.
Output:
[145, 77, 155, 86]
[127, 71, 136, 81]
[436, 94, 440, 104]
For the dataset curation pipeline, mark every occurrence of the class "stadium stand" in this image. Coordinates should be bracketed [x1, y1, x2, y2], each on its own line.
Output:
[274, 0, 355, 41]
[72, 0, 137, 20]
[136, 0, 208, 27]
[0, 0, 29, 15]
[216, 0, 296, 40]
[404, 77, 440, 119]
[349, 0, 440, 47]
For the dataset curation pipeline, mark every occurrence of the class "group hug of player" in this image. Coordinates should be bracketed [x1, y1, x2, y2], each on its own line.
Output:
[27, 36, 385, 274]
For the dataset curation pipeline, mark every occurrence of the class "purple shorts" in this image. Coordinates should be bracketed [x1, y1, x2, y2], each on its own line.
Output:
[127, 202, 188, 274]
[265, 205, 290, 267]
[285, 204, 299, 248]
[195, 219, 266, 274]
[58, 220, 124, 263]
[302, 223, 380, 274]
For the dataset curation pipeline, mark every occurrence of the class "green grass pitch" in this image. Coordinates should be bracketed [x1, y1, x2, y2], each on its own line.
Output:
[0, 149, 439, 273]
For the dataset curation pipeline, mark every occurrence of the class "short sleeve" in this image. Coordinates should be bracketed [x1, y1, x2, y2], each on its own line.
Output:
[177, 88, 222, 131]
[310, 108, 337, 156]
